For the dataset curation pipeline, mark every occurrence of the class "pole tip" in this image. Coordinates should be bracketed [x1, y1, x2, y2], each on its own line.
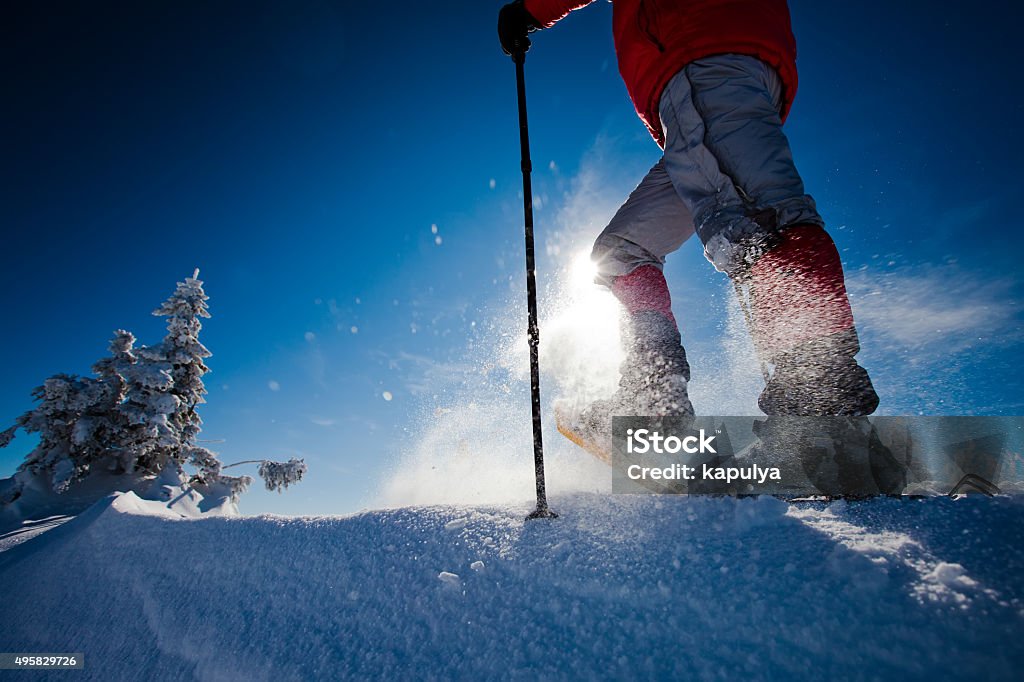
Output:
[526, 506, 558, 521]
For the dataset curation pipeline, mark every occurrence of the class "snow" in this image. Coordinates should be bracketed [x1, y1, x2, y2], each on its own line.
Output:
[437, 571, 461, 586]
[0, 516, 71, 553]
[1, 493, 1022, 680]
[0, 464, 237, 541]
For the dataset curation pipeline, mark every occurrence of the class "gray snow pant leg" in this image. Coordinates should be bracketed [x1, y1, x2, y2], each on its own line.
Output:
[592, 53, 823, 282]
[591, 158, 696, 286]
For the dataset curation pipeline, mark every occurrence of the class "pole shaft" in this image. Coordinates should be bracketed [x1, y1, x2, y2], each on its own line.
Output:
[514, 54, 551, 515]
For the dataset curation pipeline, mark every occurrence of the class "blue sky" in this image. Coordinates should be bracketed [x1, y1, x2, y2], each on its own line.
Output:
[3, 0, 1023, 515]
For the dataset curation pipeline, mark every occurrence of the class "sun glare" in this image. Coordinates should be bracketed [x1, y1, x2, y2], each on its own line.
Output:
[568, 250, 599, 292]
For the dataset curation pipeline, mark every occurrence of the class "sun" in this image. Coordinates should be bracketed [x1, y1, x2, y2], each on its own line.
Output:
[568, 250, 599, 292]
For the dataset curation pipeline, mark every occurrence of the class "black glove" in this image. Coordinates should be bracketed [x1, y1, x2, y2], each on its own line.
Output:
[498, 0, 539, 57]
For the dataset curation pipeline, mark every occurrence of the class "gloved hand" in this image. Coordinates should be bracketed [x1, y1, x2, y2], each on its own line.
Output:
[498, 0, 539, 56]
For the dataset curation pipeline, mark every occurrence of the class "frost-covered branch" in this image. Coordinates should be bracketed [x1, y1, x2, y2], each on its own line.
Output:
[257, 458, 307, 493]
[220, 457, 308, 493]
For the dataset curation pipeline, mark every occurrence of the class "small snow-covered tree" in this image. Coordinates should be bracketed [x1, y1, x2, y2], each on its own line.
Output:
[151, 268, 211, 450]
[6, 374, 111, 492]
[117, 351, 178, 472]
[3, 331, 143, 496]
[80, 330, 138, 468]
[1, 269, 309, 507]
[112, 269, 213, 476]
[15, 374, 86, 491]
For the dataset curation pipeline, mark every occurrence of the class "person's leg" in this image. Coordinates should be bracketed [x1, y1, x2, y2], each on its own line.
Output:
[658, 54, 877, 415]
[591, 158, 696, 287]
[658, 54, 821, 274]
[585, 160, 696, 418]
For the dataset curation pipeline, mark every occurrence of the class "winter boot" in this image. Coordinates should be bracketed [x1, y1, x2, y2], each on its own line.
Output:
[578, 266, 694, 436]
[743, 225, 878, 416]
[749, 415, 907, 497]
[611, 309, 694, 416]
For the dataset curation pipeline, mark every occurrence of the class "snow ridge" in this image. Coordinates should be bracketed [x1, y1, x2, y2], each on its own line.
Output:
[0, 494, 1021, 681]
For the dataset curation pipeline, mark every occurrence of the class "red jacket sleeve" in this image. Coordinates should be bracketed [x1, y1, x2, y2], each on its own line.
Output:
[524, 0, 596, 29]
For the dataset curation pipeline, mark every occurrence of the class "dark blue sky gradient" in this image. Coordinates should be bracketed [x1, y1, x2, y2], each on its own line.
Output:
[2, 1, 1022, 513]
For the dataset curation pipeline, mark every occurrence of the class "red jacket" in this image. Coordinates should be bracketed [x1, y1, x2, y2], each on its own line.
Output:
[524, 0, 798, 147]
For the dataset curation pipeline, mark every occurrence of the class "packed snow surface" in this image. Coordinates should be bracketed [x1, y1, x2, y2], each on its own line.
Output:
[1, 492, 1022, 680]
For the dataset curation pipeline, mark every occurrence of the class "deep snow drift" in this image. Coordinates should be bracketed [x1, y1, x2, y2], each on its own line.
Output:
[1, 492, 1022, 680]
[0, 464, 238, 542]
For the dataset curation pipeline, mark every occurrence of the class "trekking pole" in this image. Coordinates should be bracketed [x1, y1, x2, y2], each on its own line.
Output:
[512, 48, 556, 521]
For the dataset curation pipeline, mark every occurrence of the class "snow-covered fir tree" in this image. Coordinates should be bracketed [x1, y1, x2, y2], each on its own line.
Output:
[0, 270, 307, 508]
[117, 343, 178, 473]
[117, 269, 212, 476]
[151, 268, 211, 452]
[86, 330, 139, 470]
[141, 270, 252, 494]
[0, 329, 146, 498]
[5, 374, 96, 492]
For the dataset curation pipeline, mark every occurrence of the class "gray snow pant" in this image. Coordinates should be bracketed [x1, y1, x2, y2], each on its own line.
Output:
[592, 54, 824, 282]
